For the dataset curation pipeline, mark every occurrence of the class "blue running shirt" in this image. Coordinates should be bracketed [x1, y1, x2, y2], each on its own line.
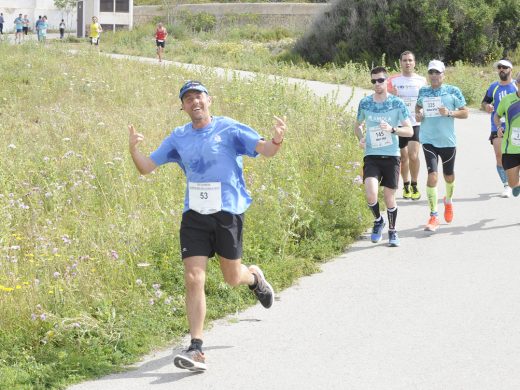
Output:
[150, 116, 261, 215]
[356, 94, 410, 157]
[483, 81, 518, 132]
[417, 84, 466, 147]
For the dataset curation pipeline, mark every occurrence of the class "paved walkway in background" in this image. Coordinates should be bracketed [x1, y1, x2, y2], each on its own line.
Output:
[69, 55, 520, 390]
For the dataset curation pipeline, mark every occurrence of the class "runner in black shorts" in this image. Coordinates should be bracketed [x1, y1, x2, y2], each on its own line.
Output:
[388, 51, 427, 200]
[128, 80, 287, 371]
[354, 66, 413, 247]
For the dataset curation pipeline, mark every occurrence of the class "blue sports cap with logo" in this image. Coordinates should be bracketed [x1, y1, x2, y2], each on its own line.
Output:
[179, 80, 209, 100]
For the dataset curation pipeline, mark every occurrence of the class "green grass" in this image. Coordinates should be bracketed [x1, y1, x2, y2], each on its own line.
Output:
[0, 42, 368, 389]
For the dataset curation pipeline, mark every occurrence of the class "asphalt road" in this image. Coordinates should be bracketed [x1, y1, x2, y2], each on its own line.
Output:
[69, 57, 520, 390]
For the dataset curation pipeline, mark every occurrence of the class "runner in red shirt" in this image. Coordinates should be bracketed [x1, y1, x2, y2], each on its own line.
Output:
[155, 22, 168, 62]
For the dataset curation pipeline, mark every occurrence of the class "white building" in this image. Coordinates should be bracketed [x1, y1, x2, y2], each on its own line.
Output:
[0, 0, 76, 31]
[77, 0, 133, 37]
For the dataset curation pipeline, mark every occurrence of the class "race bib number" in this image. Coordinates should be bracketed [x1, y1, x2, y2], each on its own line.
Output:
[402, 97, 417, 113]
[511, 127, 520, 146]
[91, 37, 98, 44]
[369, 126, 392, 149]
[157, 39, 164, 43]
[423, 97, 442, 117]
[189, 182, 222, 215]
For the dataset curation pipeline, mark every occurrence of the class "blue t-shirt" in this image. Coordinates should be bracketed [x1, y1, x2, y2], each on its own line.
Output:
[150, 116, 262, 214]
[39, 21, 48, 35]
[356, 94, 410, 157]
[483, 81, 518, 132]
[417, 84, 467, 147]
[14, 17, 23, 30]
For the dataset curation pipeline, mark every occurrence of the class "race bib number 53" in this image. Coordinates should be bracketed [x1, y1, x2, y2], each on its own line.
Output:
[189, 182, 222, 215]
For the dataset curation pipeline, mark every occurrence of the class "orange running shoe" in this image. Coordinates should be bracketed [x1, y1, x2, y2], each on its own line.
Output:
[424, 214, 440, 232]
[443, 197, 453, 223]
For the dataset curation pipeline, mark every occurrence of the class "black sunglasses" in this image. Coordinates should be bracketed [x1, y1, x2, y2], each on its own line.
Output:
[370, 78, 386, 84]
[497, 65, 510, 70]
[428, 69, 442, 75]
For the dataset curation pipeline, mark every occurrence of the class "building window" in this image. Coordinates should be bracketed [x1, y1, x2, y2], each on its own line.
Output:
[100, 0, 114, 12]
[116, 0, 129, 13]
[101, 24, 113, 32]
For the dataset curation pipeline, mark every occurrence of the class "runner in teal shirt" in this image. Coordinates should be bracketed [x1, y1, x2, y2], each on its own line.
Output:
[354, 66, 413, 247]
[415, 60, 469, 232]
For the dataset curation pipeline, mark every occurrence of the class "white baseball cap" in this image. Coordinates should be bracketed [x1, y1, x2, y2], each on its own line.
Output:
[494, 59, 513, 69]
[428, 60, 445, 73]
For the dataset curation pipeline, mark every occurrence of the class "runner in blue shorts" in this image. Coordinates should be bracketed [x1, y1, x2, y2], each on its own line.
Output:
[13, 14, 23, 44]
[128, 80, 287, 372]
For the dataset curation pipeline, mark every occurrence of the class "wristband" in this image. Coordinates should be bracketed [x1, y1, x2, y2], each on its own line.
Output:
[272, 138, 283, 146]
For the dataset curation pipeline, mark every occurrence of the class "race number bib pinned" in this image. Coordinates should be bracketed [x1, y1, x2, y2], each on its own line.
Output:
[368, 126, 392, 149]
[189, 182, 222, 215]
[511, 127, 520, 146]
[423, 97, 443, 117]
[91, 37, 98, 44]
[402, 97, 418, 113]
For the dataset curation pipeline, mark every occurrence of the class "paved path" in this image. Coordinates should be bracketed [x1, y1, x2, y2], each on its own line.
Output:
[70, 56, 520, 390]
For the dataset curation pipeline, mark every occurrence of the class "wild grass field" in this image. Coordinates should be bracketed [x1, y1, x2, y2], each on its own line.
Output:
[0, 42, 368, 389]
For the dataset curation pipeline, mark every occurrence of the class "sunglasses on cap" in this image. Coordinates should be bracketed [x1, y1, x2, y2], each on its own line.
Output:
[370, 78, 386, 84]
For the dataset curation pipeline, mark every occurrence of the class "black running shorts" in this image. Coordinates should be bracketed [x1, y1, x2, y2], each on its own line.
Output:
[422, 144, 456, 175]
[398, 125, 420, 149]
[502, 153, 520, 171]
[363, 155, 400, 189]
[180, 210, 244, 260]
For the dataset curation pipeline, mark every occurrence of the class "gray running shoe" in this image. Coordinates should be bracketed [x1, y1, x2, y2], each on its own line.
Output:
[173, 348, 206, 372]
[249, 265, 274, 308]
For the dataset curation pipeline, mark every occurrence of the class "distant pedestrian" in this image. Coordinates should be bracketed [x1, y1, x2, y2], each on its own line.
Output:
[0, 13, 4, 36]
[354, 66, 413, 247]
[59, 19, 65, 39]
[22, 15, 30, 39]
[14, 13, 23, 44]
[89, 16, 102, 46]
[494, 71, 520, 197]
[155, 22, 168, 62]
[481, 59, 518, 197]
[39, 16, 48, 43]
[415, 60, 469, 232]
[35, 16, 42, 42]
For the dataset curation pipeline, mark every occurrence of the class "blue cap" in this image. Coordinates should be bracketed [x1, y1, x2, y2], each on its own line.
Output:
[179, 80, 209, 100]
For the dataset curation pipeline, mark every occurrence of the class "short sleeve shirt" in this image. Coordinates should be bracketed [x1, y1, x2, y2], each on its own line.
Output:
[150, 116, 262, 214]
[14, 17, 23, 30]
[388, 74, 427, 126]
[356, 94, 410, 157]
[496, 92, 520, 155]
[417, 84, 467, 147]
[482, 81, 518, 132]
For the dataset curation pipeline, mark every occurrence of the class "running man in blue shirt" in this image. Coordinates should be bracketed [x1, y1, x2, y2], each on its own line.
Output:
[128, 80, 286, 372]
[354, 66, 413, 247]
[13, 14, 23, 44]
[416, 60, 469, 232]
[481, 59, 518, 197]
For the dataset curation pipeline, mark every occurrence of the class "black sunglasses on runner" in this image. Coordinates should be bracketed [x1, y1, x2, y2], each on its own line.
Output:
[497, 65, 510, 70]
[370, 78, 386, 84]
[427, 69, 442, 75]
